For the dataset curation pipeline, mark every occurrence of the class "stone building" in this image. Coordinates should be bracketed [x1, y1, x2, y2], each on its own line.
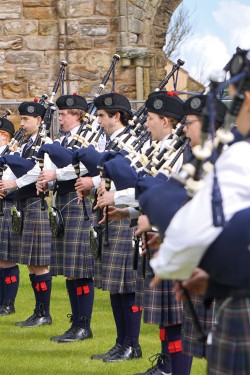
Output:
[0, 0, 183, 107]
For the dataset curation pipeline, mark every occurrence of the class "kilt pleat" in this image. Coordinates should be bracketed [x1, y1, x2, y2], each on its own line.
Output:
[0, 200, 14, 261]
[50, 192, 94, 278]
[208, 297, 250, 375]
[135, 256, 183, 325]
[10, 198, 52, 265]
[94, 216, 136, 294]
[182, 295, 216, 358]
[142, 279, 183, 325]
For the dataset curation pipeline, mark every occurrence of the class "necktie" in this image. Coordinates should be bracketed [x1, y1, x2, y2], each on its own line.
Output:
[22, 137, 33, 158]
[61, 131, 71, 148]
[105, 135, 111, 149]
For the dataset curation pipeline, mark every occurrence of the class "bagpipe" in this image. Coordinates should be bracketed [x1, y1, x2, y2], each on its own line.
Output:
[169, 53, 250, 225]
[105, 58, 185, 154]
[42, 57, 186, 178]
[36, 61, 68, 210]
[66, 54, 120, 150]
[37, 54, 121, 170]
[83, 61, 187, 190]
[0, 60, 68, 223]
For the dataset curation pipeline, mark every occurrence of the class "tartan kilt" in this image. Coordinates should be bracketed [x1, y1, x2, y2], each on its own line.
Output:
[10, 198, 51, 266]
[182, 295, 216, 358]
[135, 256, 183, 325]
[50, 192, 94, 278]
[0, 200, 14, 261]
[93, 215, 136, 294]
[208, 297, 250, 375]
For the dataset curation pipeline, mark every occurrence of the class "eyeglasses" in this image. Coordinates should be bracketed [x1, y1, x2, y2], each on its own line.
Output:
[184, 119, 199, 126]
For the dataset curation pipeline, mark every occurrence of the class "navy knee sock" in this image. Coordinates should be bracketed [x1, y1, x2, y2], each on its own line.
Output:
[66, 279, 79, 326]
[29, 273, 38, 313]
[34, 273, 52, 317]
[0, 269, 4, 306]
[75, 278, 94, 330]
[121, 292, 142, 348]
[2, 265, 20, 305]
[162, 325, 193, 375]
[110, 293, 126, 345]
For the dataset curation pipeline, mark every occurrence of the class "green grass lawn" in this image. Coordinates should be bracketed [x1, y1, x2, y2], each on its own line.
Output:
[0, 266, 207, 375]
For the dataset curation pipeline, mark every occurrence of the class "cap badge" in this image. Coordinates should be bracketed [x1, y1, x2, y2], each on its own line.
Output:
[104, 97, 113, 106]
[153, 99, 163, 110]
[190, 97, 201, 109]
[66, 98, 75, 106]
[27, 105, 35, 114]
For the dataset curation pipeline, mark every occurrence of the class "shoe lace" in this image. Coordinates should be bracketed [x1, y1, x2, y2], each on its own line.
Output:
[67, 313, 74, 323]
[149, 353, 162, 366]
[147, 353, 170, 374]
[107, 343, 121, 355]
[64, 326, 79, 335]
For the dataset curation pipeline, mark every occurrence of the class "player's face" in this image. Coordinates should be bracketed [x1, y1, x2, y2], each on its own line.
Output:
[20, 116, 41, 136]
[146, 112, 167, 141]
[58, 110, 80, 132]
[183, 115, 201, 148]
[97, 109, 117, 136]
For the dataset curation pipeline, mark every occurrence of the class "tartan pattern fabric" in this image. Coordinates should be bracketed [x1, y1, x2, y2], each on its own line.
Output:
[182, 295, 216, 358]
[0, 200, 14, 261]
[50, 192, 94, 278]
[207, 297, 250, 375]
[10, 198, 51, 265]
[93, 215, 136, 294]
[135, 257, 183, 325]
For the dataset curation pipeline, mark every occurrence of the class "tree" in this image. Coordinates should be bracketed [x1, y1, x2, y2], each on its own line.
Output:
[164, 4, 194, 59]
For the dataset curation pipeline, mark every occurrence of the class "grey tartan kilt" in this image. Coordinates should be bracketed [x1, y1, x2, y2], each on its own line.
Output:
[182, 295, 216, 358]
[50, 192, 94, 278]
[207, 297, 250, 375]
[10, 198, 52, 266]
[94, 215, 136, 294]
[0, 200, 14, 261]
[135, 256, 183, 325]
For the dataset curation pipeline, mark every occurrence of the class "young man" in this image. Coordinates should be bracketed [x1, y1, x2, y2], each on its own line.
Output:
[133, 93, 192, 375]
[95, 91, 184, 210]
[95, 92, 193, 375]
[0, 118, 19, 316]
[150, 48, 250, 375]
[37, 94, 95, 342]
[75, 93, 143, 362]
[0, 101, 53, 327]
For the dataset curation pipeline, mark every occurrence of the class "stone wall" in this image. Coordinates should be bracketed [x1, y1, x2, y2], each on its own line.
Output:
[0, 0, 182, 113]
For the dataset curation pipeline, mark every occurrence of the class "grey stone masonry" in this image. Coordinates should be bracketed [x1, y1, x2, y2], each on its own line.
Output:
[0, 0, 182, 109]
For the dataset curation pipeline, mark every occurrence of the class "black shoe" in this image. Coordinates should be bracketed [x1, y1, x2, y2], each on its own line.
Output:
[15, 313, 37, 326]
[0, 301, 15, 316]
[103, 345, 142, 362]
[57, 326, 93, 343]
[91, 343, 123, 360]
[133, 354, 171, 375]
[21, 314, 52, 328]
[134, 367, 171, 375]
[50, 326, 77, 342]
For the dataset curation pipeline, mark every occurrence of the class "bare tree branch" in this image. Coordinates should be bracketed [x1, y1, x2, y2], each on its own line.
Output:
[164, 4, 194, 59]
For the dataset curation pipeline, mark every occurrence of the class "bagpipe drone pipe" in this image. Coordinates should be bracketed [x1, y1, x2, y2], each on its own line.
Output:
[36, 54, 121, 172]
